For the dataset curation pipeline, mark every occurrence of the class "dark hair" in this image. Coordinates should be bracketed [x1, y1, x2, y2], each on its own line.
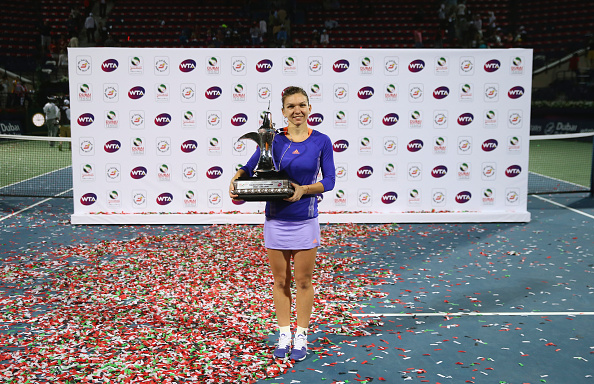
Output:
[281, 86, 309, 107]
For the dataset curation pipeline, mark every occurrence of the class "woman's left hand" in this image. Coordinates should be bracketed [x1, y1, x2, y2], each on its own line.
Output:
[284, 183, 308, 202]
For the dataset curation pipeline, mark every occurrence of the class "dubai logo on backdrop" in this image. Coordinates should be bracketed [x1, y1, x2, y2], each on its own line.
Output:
[155, 83, 169, 102]
[433, 111, 447, 129]
[482, 188, 495, 205]
[182, 110, 196, 128]
[309, 83, 322, 102]
[130, 111, 144, 129]
[156, 138, 171, 156]
[208, 137, 221, 154]
[360, 56, 372, 74]
[335, 164, 347, 180]
[106, 164, 121, 182]
[433, 136, 447, 154]
[283, 56, 297, 74]
[184, 190, 196, 207]
[181, 84, 196, 102]
[459, 56, 474, 75]
[132, 190, 147, 208]
[101, 59, 118, 72]
[484, 109, 498, 127]
[508, 110, 522, 128]
[459, 83, 473, 101]
[383, 138, 397, 154]
[157, 164, 171, 181]
[233, 84, 246, 102]
[358, 111, 372, 128]
[409, 84, 423, 102]
[484, 83, 499, 101]
[511, 56, 524, 74]
[78, 83, 92, 102]
[154, 56, 169, 75]
[207, 111, 221, 129]
[458, 137, 472, 155]
[131, 137, 145, 155]
[458, 162, 471, 180]
[482, 162, 496, 180]
[309, 56, 322, 75]
[408, 163, 422, 180]
[81, 163, 95, 181]
[183, 164, 197, 181]
[179, 59, 196, 72]
[384, 57, 398, 75]
[435, 56, 448, 75]
[105, 110, 118, 128]
[257, 84, 271, 102]
[383, 162, 396, 179]
[385, 84, 398, 101]
[359, 137, 372, 154]
[129, 56, 143, 74]
[77, 56, 92, 75]
[334, 110, 347, 128]
[232, 56, 247, 75]
[206, 56, 220, 74]
[409, 110, 422, 128]
[334, 189, 347, 206]
[408, 188, 421, 205]
[334, 84, 348, 102]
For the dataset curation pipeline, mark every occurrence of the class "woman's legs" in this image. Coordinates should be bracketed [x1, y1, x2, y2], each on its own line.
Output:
[267, 249, 293, 327]
[293, 247, 317, 328]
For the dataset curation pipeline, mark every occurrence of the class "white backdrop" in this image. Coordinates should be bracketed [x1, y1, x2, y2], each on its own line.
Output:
[68, 48, 532, 224]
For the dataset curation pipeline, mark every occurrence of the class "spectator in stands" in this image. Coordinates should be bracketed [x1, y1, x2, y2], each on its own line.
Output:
[99, 0, 107, 18]
[324, 18, 338, 30]
[311, 29, 321, 46]
[413, 28, 423, 48]
[58, 49, 68, 68]
[43, 97, 60, 147]
[569, 53, 580, 78]
[276, 25, 288, 47]
[14, 80, 26, 107]
[259, 18, 267, 43]
[0, 76, 8, 109]
[320, 29, 329, 47]
[69, 35, 79, 48]
[85, 13, 96, 43]
[486, 11, 496, 35]
[437, 3, 447, 29]
[40, 20, 52, 53]
[250, 22, 261, 46]
[58, 99, 71, 151]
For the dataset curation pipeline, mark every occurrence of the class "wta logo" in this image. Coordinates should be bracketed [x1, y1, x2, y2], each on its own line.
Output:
[80, 193, 97, 205]
[205, 86, 222, 99]
[179, 59, 196, 72]
[455, 191, 472, 203]
[433, 86, 449, 99]
[128, 86, 145, 99]
[104, 140, 121, 153]
[77, 113, 94, 126]
[508, 86, 525, 99]
[206, 166, 223, 179]
[407, 139, 424, 152]
[505, 165, 522, 177]
[357, 166, 373, 178]
[333, 140, 349, 152]
[457, 113, 474, 125]
[101, 59, 118, 72]
[181, 140, 198, 153]
[333, 59, 350, 72]
[381, 192, 398, 204]
[156, 193, 173, 205]
[382, 113, 399, 126]
[231, 113, 248, 126]
[431, 165, 448, 178]
[408, 59, 425, 72]
[130, 166, 147, 179]
[308, 113, 324, 126]
[256, 59, 273, 72]
[484, 59, 500, 72]
[358, 86, 374, 99]
[154, 113, 171, 126]
[482, 139, 498, 151]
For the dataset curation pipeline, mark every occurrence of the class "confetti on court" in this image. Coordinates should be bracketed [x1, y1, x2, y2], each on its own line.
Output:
[0, 223, 398, 383]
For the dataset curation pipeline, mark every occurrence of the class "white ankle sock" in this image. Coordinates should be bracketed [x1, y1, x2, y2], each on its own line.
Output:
[279, 326, 291, 335]
[296, 326, 308, 337]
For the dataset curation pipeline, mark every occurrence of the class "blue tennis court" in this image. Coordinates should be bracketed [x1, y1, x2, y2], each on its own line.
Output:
[1, 192, 592, 383]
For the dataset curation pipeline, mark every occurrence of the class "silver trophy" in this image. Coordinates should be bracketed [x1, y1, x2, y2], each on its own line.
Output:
[232, 109, 295, 201]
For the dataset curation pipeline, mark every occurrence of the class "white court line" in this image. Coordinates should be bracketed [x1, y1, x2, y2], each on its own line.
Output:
[0, 188, 72, 222]
[529, 170, 589, 189]
[353, 311, 594, 317]
[532, 194, 594, 220]
[0, 165, 71, 191]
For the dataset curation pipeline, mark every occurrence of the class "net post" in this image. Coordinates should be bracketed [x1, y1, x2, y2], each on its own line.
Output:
[590, 135, 594, 198]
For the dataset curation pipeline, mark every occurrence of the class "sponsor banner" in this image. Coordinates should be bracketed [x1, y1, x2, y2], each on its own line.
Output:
[68, 48, 531, 222]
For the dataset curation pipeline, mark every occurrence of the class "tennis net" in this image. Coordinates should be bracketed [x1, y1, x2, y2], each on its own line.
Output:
[528, 132, 594, 194]
[0, 134, 73, 198]
[0, 132, 592, 199]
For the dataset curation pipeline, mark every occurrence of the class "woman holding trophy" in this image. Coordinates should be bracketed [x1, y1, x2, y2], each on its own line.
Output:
[229, 86, 335, 361]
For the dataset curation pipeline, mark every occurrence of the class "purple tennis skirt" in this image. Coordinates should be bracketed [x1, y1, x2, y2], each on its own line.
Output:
[264, 217, 321, 250]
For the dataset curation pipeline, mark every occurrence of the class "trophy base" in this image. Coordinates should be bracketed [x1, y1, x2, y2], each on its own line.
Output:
[233, 172, 295, 201]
